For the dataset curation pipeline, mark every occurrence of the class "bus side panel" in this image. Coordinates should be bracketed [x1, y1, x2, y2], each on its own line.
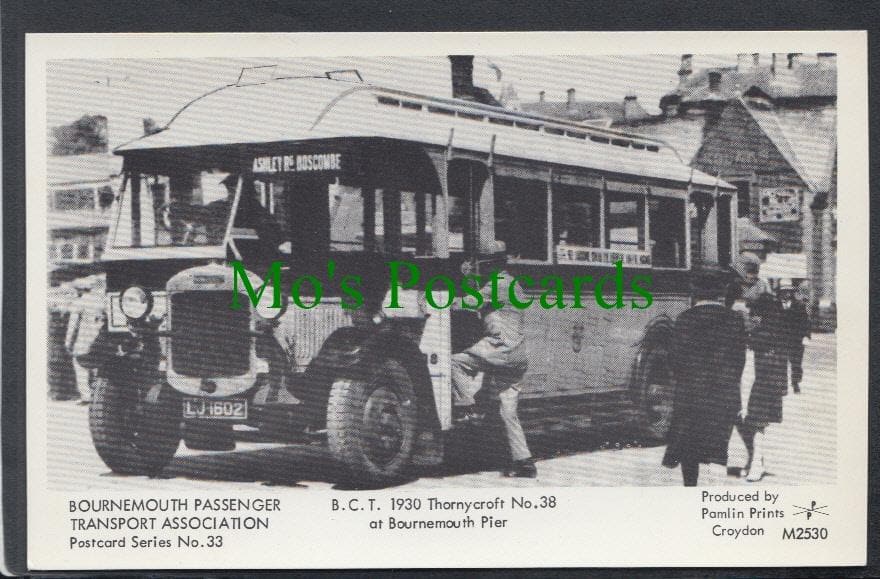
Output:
[518, 294, 690, 399]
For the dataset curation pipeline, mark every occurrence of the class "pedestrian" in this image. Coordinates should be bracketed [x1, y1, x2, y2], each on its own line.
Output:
[778, 281, 811, 393]
[451, 250, 536, 478]
[738, 260, 772, 304]
[65, 276, 107, 404]
[48, 284, 79, 400]
[740, 292, 788, 482]
[662, 271, 747, 486]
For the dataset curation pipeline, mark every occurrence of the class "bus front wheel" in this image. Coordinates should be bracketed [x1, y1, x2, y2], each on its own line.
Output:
[327, 360, 418, 484]
[89, 377, 181, 476]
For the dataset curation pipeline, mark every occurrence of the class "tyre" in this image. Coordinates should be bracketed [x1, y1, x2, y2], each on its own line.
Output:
[183, 421, 235, 451]
[327, 360, 418, 484]
[637, 349, 674, 442]
[89, 376, 181, 476]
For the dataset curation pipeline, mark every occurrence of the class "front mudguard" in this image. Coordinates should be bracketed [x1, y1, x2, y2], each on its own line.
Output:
[98, 330, 163, 391]
[292, 322, 439, 432]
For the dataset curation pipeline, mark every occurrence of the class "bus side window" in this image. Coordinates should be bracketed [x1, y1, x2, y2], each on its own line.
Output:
[494, 176, 548, 261]
[552, 184, 600, 249]
[649, 197, 686, 268]
[605, 192, 645, 250]
[399, 191, 434, 256]
[328, 181, 366, 251]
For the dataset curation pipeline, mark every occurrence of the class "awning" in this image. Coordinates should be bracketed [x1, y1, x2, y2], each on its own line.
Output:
[760, 252, 807, 280]
[737, 218, 777, 244]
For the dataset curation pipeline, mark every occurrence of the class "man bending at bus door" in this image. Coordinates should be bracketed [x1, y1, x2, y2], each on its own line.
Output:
[450, 252, 537, 479]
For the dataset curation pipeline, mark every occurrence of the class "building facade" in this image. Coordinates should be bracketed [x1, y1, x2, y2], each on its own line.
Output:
[618, 53, 837, 327]
[48, 153, 122, 272]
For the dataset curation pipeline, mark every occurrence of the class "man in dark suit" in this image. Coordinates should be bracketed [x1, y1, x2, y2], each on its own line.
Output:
[778, 282, 811, 393]
[662, 270, 747, 486]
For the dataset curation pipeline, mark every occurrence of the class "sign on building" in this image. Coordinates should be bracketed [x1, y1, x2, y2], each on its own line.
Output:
[759, 186, 801, 223]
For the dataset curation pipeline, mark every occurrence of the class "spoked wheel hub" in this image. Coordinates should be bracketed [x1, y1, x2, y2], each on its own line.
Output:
[363, 386, 405, 467]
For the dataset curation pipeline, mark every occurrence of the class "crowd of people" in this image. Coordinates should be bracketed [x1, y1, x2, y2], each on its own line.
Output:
[48, 275, 106, 404]
[662, 261, 812, 486]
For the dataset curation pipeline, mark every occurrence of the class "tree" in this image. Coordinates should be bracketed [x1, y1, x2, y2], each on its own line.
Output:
[51, 115, 108, 156]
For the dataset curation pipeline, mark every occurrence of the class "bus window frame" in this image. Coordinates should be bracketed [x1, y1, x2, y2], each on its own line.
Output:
[494, 175, 552, 266]
[110, 167, 242, 253]
[647, 190, 690, 271]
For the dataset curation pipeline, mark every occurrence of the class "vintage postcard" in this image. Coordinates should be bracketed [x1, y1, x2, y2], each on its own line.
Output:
[24, 31, 867, 570]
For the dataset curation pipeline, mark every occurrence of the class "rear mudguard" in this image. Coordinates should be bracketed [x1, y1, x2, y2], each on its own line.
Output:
[292, 322, 439, 432]
[629, 314, 674, 404]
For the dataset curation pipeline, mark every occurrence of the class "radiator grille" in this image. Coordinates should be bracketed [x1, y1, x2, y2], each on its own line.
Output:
[170, 291, 250, 377]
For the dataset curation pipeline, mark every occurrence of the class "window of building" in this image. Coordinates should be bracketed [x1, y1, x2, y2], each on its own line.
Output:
[53, 187, 96, 211]
[494, 177, 548, 261]
[649, 197, 686, 267]
[553, 184, 600, 249]
[60, 243, 74, 260]
[605, 191, 645, 250]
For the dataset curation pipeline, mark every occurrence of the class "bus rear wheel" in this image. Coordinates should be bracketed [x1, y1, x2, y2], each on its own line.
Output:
[89, 377, 181, 476]
[327, 360, 417, 484]
[638, 350, 674, 442]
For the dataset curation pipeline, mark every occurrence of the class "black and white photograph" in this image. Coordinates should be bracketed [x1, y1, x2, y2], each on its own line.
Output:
[45, 51, 838, 490]
[22, 30, 868, 570]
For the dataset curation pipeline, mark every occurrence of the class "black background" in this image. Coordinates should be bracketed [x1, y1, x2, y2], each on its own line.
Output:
[2, 0, 878, 576]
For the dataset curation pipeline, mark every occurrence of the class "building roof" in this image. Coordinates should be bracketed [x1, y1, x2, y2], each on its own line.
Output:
[48, 153, 122, 186]
[116, 77, 729, 189]
[670, 60, 836, 105]
[616, 115, 707, 165]
[743, 100, 836, 193]
[773, 105, 837, 193]
[521, 97, 651, 124]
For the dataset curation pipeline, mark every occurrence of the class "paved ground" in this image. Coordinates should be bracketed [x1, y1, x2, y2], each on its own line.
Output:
[46, 333, 836, 490]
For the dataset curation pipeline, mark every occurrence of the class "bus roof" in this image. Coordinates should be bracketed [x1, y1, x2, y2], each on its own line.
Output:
[116, 76, 732, 190]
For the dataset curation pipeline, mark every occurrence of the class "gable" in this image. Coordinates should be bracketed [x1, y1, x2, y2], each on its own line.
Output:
[692, 100, 805, 187]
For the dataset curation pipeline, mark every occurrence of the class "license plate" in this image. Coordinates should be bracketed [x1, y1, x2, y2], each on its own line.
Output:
[183, 398, 247, 420]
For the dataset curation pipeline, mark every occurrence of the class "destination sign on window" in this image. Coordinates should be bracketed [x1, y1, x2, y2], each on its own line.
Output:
[252, 153, 342, 174]
[556, 244, 652, 267]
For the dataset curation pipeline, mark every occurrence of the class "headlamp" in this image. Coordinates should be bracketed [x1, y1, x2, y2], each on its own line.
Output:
[120, 286, 152, 320]
[254, 291, 287, 321]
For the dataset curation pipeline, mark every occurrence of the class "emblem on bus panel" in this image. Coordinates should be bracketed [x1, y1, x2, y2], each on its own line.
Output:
[252, 152, 342, 174]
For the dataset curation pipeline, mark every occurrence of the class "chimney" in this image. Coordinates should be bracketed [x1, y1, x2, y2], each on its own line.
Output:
[678, 54, 693, 82]
[787, 53, 802, 69]
[817, 52, 836, 69]
[752, 53, 760, 69]
[538, 90, 545, 103]
[708, 71, 722, 93]
[449, 55, 475, 100]
[623, 94, 640, 120]
[566, 88, 576, 108]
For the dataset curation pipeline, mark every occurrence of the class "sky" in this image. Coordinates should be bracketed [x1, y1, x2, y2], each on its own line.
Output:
[47, 54, 764, 149]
